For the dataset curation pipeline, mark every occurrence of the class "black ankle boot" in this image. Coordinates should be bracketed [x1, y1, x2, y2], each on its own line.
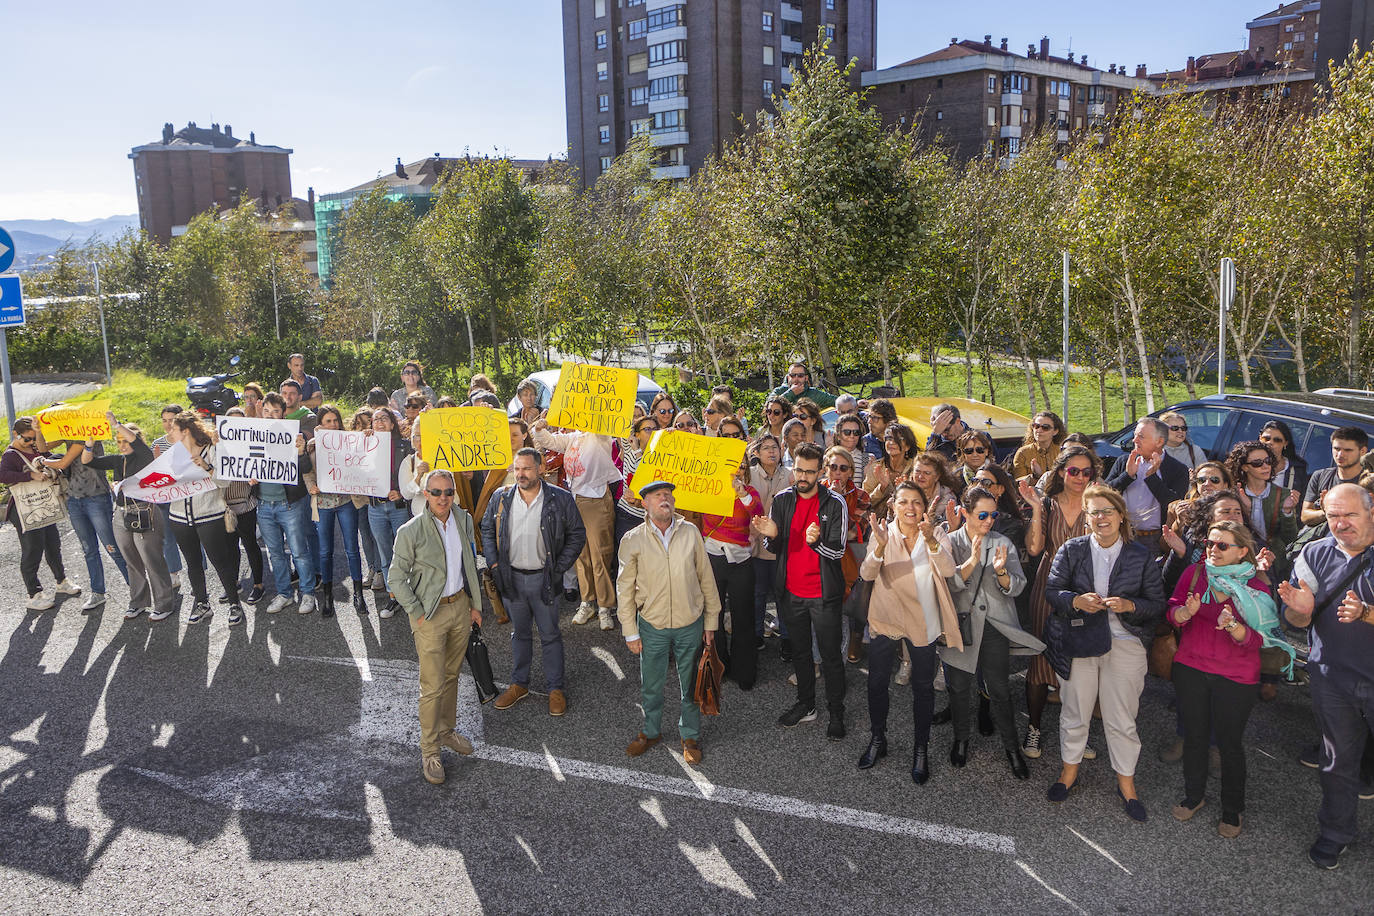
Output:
[912, 744, 930, 784]
[858, 734, 888, 770]
[321, 589, 335, 619]
[352, 580, 367, 614]
[950, 739, 970, 768]
[1007, 747, 1029, 780]
[978, 695, 995, 736]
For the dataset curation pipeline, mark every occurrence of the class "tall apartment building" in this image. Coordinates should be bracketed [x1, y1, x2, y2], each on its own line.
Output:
[562, 0, 876, 184]
[1246, 2, 1323, 69]
[129, 121, 293, 244]
[1313, 0, 1374, 76]
[863, 37, 1154, 162]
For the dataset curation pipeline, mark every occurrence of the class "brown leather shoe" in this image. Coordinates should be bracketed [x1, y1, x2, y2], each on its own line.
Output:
[682, 738, 703, 765]
[847, 637, 865, 664]
[494, 683, 529, 710]
[441, 731, 474, 756]
[422, 755, 445, 785]
[626, 732, 661, 757]
[549, 689, 567, 717]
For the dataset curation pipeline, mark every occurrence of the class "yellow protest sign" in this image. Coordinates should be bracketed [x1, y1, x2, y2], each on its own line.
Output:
[418, 407, 512, 472]
[546, 362, 637, 437]
[37, 401, 112, 441]
[630, 430, 746, 516]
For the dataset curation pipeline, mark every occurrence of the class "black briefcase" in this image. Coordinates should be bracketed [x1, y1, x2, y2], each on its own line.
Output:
[466, 624, 498, 704]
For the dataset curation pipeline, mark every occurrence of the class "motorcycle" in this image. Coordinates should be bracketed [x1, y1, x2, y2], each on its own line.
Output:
[186, 355, 241, 419]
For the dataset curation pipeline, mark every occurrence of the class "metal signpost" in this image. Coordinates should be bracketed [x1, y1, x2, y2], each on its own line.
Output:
[1061, 251, 1071, 423]
[0, 225, 22, 432]
[1218, 257, 1235, 395]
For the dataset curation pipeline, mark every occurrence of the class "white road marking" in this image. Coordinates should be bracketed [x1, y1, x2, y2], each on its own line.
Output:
[1014, 859, 1088, 915]
[515, 834, 543, 873]
[678, 840, 757, 900]
[590, 646, 626, 681]
[1254, 746, 1278, 761]
[669, 744, 716, 798]
[542, 743, 566, 782]
[1067, 825, 1132, 875]
[734, 817, 783, 882]
[639, 796, 669, 828]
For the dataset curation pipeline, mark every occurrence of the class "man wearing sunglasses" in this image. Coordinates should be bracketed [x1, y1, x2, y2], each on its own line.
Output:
[482, 449, 587, 717]
[1105, 418, 1189, 557]
[769, 362, 838, 409]
[926, 404, 970, 464]
[389, 469, 483, 786]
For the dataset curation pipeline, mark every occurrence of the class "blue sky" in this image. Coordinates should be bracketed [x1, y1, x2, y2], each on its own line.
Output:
[4, 0, 1258, 221]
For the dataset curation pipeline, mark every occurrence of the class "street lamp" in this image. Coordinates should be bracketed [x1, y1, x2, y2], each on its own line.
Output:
[92, 262, 112, 387]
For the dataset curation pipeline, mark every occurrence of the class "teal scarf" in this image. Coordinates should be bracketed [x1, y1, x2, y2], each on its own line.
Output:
[1204, 560, 1296, 676]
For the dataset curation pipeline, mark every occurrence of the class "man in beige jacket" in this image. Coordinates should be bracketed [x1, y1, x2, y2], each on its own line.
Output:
[617, 480, 721, 765]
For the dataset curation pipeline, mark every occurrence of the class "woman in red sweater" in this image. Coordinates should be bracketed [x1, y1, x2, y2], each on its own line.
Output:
[1166, 519, 1294, 838]
[701, 457, 765, 690]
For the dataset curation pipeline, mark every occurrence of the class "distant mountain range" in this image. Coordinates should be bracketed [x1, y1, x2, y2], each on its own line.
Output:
[1, 215, 141, 269]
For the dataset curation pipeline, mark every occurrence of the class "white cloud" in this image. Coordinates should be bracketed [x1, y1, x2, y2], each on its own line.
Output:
[403, 65, 448, 94]
[0, 190, 138, 223]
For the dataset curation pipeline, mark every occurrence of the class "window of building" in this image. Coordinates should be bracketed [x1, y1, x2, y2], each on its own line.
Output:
[630, 86, 648, 105]
[628, 18, 647, 40]
[936, 110, 943, 120]
[1074, 115, 1083, 130]
[597, 61, 608, 80]
[1285, 23, 1294, 32]
[781, 52, 802, 70]
[600, 125, 612, 143]
[628, 52, 648, 73]
[987, 106, 996, 126]
[648, 74, 682, 99]
[763, 78, 774, 98]
[600, 156, 612, 172]
[826, 0, 835, 8]
[763, 45, 774, 65]
[626, 0, 644, 5]
[630, 118, 651, 136]
[648, 40, 684, 65]
[936, 77, 943, 88]
[763, 11, 773, 31]
[1296, 32, 1305, 42]
[596, 29, 607, 49]
[598, 93, 609, 112]
[594, 0, 605, 17]
[988, 75, 996, 93]
[825, 24, 835, 41]
[651, 109, 684, 132]
[1007, 137, 1020, 154]
[1003, 73, 1026, 92]
[781, 19, 804, 41]
[1284, 41, 1293, 50]
[899, 83, 905, 93]
[646, 5, 684, 32]
[1022, 107, 1030, 123]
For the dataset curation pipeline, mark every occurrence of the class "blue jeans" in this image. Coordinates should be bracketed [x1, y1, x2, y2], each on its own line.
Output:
[67, 493, 128, 594]
[1309, 666, 1374, 845]
[304, 505, 321, 583]
[317, 502, 363, 583]
[507, 569, 564, 690]
[157, 503, 183, 574]
[358, 506, 380, 574]
[257, 498, 316, 597]
[368, 501, 410, 588]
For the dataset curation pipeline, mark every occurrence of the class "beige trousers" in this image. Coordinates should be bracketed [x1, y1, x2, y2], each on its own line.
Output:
[410, 592, 471, 758]
[1059, 637, 1148, 775]
[574, 491, 616, 608]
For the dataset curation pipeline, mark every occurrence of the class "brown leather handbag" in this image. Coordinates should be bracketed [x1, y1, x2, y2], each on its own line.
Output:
[1150, 565, 1201, 680]
[693, 641, 725, 716]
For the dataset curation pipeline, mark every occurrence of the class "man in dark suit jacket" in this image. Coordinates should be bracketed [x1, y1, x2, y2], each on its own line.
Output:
[1105, 417, 1190, 556]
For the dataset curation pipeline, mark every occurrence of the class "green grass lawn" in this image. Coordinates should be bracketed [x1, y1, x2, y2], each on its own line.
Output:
[20, 370, 188, 437]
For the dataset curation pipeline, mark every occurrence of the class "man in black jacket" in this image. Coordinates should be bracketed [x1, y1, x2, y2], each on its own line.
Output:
[481, 448, 586, 717]
[751, 442, 851, 739]
[1105, 417, 1189, 556]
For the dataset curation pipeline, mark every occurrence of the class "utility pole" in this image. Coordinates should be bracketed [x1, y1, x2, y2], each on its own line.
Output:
[93, 262, 112, 387]
[1218, 257, 1235, 395]
[1062, 251, 1071, 422]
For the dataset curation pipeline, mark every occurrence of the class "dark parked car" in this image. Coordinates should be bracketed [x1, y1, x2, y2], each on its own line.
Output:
[1094, 392, 1374, 475]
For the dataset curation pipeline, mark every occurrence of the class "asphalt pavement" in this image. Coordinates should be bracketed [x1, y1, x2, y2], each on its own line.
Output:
[0, 519, 1371, 914]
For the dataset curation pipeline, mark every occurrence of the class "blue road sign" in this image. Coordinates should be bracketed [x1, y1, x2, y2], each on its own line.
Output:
[0, 275, 25, 328]
[0, 227, 14, 273]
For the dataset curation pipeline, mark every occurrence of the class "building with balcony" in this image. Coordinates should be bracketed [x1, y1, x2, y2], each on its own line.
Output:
[562, 0, 876, 185]
[862, 36, 1154, 162]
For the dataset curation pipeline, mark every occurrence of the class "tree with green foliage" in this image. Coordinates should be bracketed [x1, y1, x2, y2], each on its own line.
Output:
[326, 186, 428, 344]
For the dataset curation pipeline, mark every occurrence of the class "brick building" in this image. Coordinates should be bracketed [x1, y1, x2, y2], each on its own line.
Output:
[129, 122, 293, 244]
[863, 36, 1155, 162]
[562, 0, 876, 185]
[1246, 2, 1322, 69]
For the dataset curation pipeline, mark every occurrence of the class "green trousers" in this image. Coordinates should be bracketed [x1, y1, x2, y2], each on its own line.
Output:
[638, 616, 704, 741]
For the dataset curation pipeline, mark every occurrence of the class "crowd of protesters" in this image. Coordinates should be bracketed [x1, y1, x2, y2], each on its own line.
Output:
[3, 356, 1373, 869]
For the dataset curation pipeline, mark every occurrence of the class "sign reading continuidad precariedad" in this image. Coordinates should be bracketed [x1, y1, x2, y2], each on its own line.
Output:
[315, 429, 391, 497]
[214, 416, 300, 484]
[418, 407, 511, 472]
[630, 430, 746, 516]
[37, 401, 111, 441]
[546, 362, 638, 437]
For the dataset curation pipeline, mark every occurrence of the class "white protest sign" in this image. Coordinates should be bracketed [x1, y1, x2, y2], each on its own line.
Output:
[215, 416, 301, 484]
[316, 429, 390, 498]
[118, 442, 220, 505]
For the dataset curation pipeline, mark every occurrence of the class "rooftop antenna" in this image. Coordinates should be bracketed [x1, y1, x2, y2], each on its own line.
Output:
[1065, 37, 1072, 59]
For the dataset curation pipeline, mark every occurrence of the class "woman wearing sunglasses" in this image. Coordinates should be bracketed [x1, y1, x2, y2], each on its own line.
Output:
[1019, 446, 1096, 758]
[955, 430, 996, 488]
[1165, 461, 1233, 537]
[1167, 520, 1292, 838]
[702, 396, 732, 437]
[649, 392, 678, 430]
[760, 396, 789, 440]
[791, 398, 829, 448]
[1225, 440, 1300, 576]
[390, 360, 436, 414]
[1160, 411, 1202, 470]
[832, 415, 869, 487]
[823, 446, 871, 662]
[1045, 484, 1166, 822]
[1014, 412, 1066, 481]
[942, 487, 1042, 779]
[1259, 419, 1308, 494]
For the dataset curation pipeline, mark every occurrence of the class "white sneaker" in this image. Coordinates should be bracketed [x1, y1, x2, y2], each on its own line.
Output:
[298, 594, 316, 615]
[379, 600, 396, 619]
[82, 592, 106, 611]
[598, 607, 616, 631]
[148, 607, 174, 622]
[572, 603, 597, 625]
[124, 605, 147, 620]
[54, 579, 82, 597]
[895, 660, 912, 686]
[26, 591, 55, 611]
[265, 595, 291, 615]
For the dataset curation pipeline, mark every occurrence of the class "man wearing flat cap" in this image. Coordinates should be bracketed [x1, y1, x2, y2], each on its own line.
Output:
[616, 479, 721, 765]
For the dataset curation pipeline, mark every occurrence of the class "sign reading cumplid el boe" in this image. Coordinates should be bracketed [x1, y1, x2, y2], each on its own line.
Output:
[215, 416, 300, 484]
[546, 362, 638, 437]
[315, 429, 390, 497]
